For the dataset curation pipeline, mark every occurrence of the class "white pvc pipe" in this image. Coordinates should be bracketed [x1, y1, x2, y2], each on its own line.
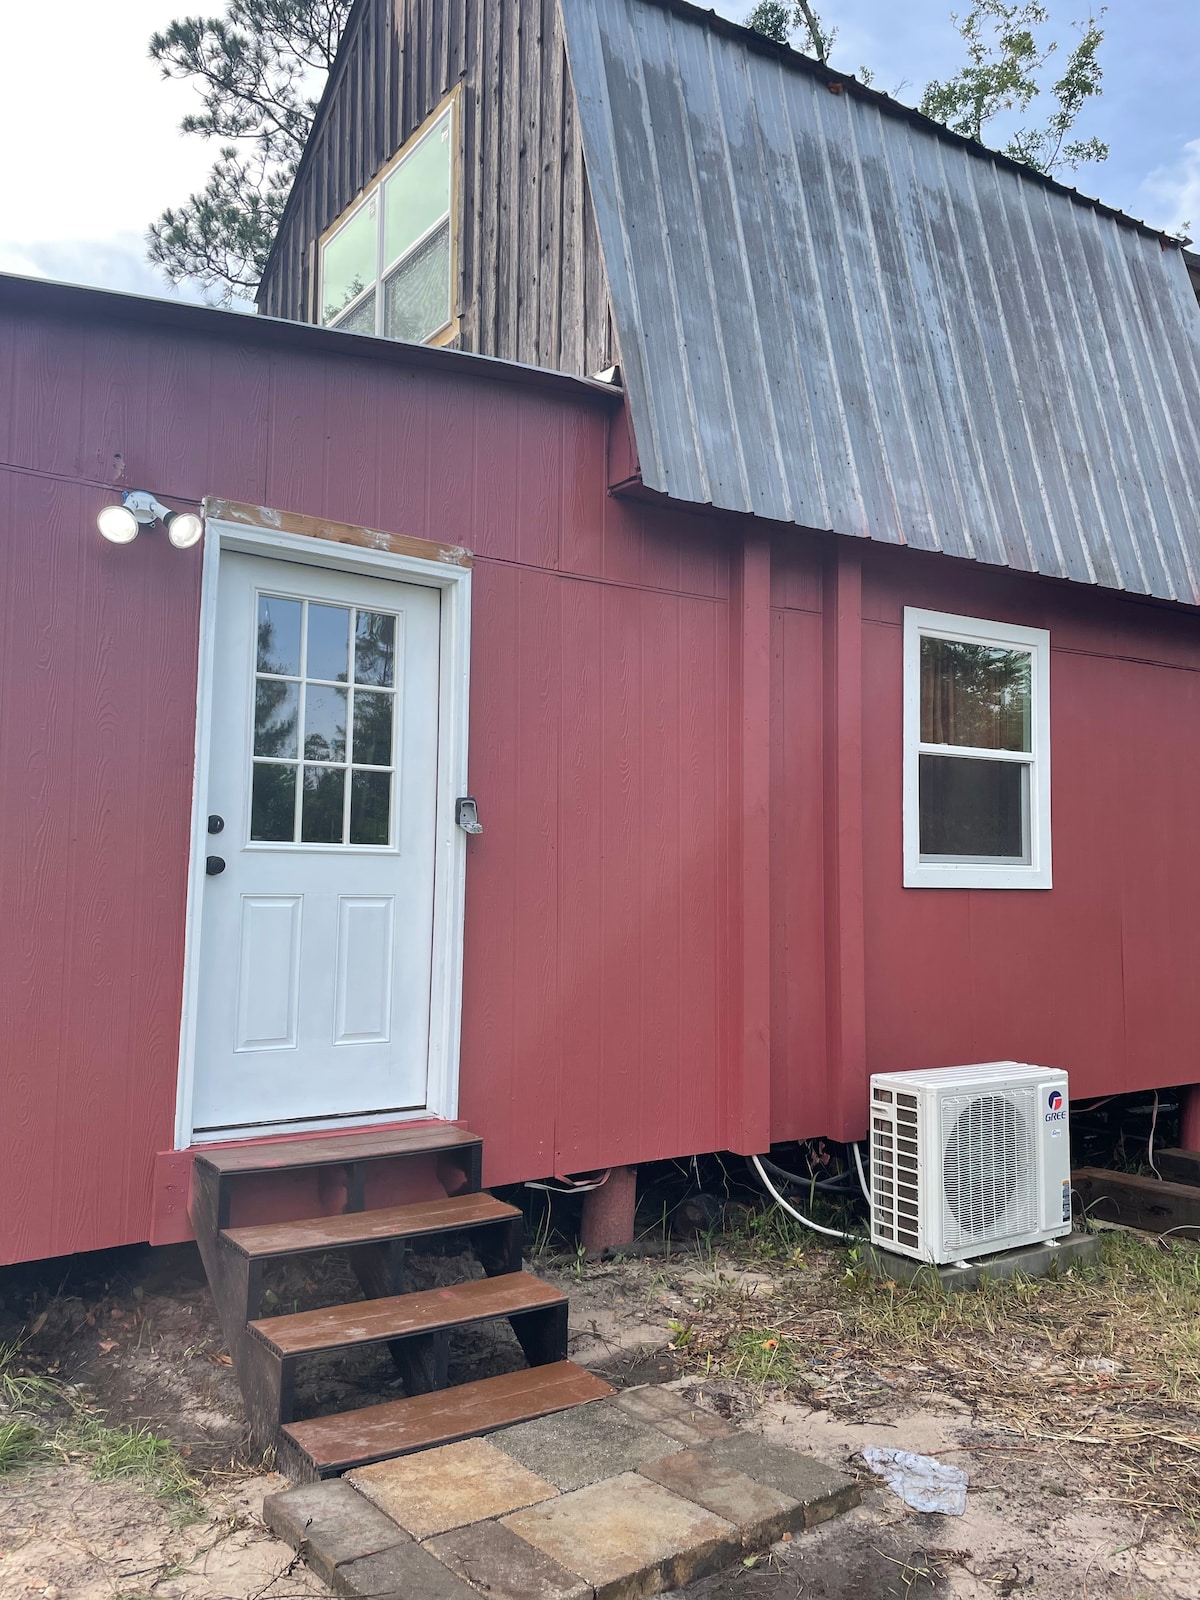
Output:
[750, 1153, 862, 1242]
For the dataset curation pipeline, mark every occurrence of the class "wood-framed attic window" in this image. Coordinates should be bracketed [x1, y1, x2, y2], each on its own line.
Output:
[319, 92, 458, 346]
[903, 609, 1052, 890]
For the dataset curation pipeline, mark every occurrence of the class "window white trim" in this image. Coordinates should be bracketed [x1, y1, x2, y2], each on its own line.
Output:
[903, 608, 1051, 890]
[175, 515, 472, 1148]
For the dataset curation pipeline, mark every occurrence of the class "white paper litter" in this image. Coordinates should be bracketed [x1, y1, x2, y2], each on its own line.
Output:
[861, 1447, 968, 1515]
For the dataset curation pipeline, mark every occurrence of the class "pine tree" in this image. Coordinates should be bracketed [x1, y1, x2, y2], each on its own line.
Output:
[147, 1, 353, 298]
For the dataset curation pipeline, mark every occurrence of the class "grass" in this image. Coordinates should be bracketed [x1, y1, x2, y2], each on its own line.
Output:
[0, 1419, 43, 1473]
[728, 1327, 797, 1390]
[0, 1338, 52, 1474]
[0, 1324, 201, 1517]
[64, 1414, 201, 1519]
[0, 1338, 58, 1411]
[667, 1217, 1200, 1533]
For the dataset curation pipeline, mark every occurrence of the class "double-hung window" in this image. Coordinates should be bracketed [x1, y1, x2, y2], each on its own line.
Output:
[903, 609, 1051, 889]
[319, 98, 456, 345]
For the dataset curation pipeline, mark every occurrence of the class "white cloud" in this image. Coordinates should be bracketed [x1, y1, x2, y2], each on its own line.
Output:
[0, 233, 256, 314]
[0, 2, 218, 295]
[1139, 138, 1200, 239]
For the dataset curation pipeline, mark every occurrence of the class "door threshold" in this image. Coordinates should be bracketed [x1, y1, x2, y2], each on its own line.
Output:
[186, 1108, 444, 1149]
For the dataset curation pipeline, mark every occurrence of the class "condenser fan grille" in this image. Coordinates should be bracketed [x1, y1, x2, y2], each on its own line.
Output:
[940, 1089, 1037, 1250]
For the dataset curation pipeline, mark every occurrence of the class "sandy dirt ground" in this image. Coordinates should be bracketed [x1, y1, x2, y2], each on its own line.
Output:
[2, 1232, 1197, 1598]
[560, 1252, 1200, 1600]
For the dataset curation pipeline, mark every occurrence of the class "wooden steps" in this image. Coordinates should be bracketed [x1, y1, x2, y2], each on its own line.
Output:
[282, 1360, 614, 1477]
[222, 1192, 520, 1261]
[195, 1123, 483, 1229]
[188, 1121, 608, 1483]
[250, 1271, 565, 1358]
[194, 1123, 482, 1175]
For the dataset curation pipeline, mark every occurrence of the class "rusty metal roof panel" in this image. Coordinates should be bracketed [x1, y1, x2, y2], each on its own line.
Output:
[561, 0, 1200, 602]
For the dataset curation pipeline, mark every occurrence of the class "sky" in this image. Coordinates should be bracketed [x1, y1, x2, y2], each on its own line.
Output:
[0, 0, 1197, 310]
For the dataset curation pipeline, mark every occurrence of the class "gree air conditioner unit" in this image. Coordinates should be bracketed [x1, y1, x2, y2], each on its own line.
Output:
[868, 1064, 1072, 1266]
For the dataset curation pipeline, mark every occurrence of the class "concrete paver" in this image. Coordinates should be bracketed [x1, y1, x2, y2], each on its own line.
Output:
[708, 1436, 860, 1527]
[331, 1538, 482, 1600]
[637, 1447, 801, 1547]
[503, 1470, 738, 1600]
[348, 1436, 557, 1538]
[425, 1518, 594, 1600]
[262, 1480, 409, 1586]
[612, 1386, 734, 1446]
[493, 1398, 684, 1491]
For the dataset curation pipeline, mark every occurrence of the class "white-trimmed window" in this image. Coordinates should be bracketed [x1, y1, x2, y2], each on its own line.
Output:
[319, 98, 456, 344]
[903, 609, 1051, 889]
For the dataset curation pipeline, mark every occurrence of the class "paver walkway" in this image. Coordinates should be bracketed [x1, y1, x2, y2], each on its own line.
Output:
[265, 1386, 859, 1600]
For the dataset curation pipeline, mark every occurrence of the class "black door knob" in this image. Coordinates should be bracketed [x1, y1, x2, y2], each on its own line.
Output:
[205, 855, 226, 876]
[208, 814, 225, 834]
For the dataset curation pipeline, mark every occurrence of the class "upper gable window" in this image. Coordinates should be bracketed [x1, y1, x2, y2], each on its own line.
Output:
[903, 609, 1051, 890]
[319, 100, 455, 344]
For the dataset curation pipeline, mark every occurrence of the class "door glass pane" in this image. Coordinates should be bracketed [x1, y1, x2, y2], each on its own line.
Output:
[919, 754, 1028, 861]
[353, 689, 393, 767]
[322, 197, 377, 325]
[254, 680, 299, 758]
[355, 611, 396, 686]
[257, 596, 302, 676]
[251, 763, 297, 842]
[350, 770, 391, 846]
[383, 221, 451, 342]
[383, 112, 452, 264]
[302, 766, 345, 843]
[332, 289, 377, 337]
[307, 605, 351, 682]
[304, 685, 348, 762]
[920, 637, 1031, 751]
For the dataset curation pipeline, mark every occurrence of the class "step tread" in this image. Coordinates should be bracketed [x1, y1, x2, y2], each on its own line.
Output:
[194, 1124, 480, 1177]
[221, 1193, 519, 1260]
[283, 1360, 615, 1473]
[250, 1272, 564, 1358]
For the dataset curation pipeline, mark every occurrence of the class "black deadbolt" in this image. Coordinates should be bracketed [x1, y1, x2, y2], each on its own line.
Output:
[208, 814, 225, 834]
[205, 855, 226, 876]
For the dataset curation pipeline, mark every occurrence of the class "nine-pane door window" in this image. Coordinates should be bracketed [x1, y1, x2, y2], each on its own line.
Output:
[251, 593, 399, 848]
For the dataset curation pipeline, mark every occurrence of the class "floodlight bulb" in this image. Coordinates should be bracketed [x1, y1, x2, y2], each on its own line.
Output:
[165, 510, 204, 549]
[97, 503, 140, 544]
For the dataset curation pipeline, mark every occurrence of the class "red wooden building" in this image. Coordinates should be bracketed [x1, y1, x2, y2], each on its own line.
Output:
[4, 0, 1200, 1269]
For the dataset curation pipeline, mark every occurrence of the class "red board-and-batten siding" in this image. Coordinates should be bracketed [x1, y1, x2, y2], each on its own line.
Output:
[0, 296, 740, 1266]
[2, 288, 1200, 1266]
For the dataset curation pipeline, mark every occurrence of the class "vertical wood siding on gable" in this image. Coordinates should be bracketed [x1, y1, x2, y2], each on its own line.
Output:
[259, 0, 616, 378]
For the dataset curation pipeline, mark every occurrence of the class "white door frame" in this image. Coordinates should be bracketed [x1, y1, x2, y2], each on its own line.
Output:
[174, 510, 472, 1149]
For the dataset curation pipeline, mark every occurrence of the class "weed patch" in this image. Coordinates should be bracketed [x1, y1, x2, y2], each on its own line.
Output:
[668, 1215, 1200, 1535]
[64, 1414, 202, 1519]
[0, 1419, 43, 1473]
[728, 1328, 797, 1391]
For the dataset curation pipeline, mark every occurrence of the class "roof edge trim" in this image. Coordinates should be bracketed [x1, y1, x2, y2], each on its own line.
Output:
[0, 272, 624, 404]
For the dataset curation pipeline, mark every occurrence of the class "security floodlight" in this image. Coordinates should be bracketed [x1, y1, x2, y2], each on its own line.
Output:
[165, 510, 204, 549]
[96, 492, 204, 550]
[96, 502, 141, 544]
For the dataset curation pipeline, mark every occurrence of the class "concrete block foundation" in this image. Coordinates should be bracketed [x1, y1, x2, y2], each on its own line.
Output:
[864, 1229, 1102, 1291]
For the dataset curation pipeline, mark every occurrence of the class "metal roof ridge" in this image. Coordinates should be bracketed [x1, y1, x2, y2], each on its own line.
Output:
[629, 0, 1189, 250]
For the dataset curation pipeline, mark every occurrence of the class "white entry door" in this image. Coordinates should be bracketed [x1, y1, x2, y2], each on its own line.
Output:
[190, 550, 442, 1136]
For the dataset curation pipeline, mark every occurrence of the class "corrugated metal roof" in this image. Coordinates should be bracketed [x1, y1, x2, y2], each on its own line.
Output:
[561, 0, 1200, 602]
